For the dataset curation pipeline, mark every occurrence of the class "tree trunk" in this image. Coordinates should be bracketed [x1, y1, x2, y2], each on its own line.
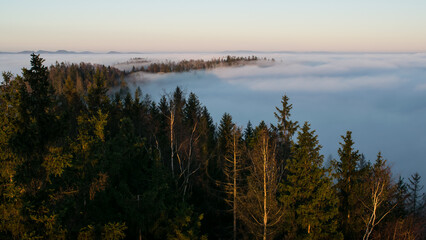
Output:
[233, 133, 237, 240]
[263, 136, 268, 240]
[170, 111, 174, 177]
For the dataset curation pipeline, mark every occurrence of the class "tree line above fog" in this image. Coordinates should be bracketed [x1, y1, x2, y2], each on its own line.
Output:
[0, 54, 424, 239]
[124, 55, 266, 74]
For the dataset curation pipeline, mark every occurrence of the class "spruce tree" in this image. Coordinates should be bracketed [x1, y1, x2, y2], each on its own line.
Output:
[12, 54, 67, 238]
[274, 95, 298, 145]
[407, 172, 424, 216]
[279, 122, 341, 240]
[217, 113, 234, 175]
[393, 177, 409, 218]
[332, 131, 364, 239]
[244, 121, 255, 150]
[273, 94, 298, 181]
[183, 92, 202, 127]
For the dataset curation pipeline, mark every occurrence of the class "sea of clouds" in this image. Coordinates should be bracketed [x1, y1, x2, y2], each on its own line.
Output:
[126, 52, 426, 182]
[1, 52, 425, 182]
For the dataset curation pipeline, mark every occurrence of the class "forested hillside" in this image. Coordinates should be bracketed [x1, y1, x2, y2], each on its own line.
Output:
[1, 54, 424, 239]
[124, 55, 262, 74]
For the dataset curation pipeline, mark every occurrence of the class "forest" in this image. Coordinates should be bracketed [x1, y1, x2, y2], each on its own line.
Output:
[124, 55, 262, 74]
[0, 54, 425, 239]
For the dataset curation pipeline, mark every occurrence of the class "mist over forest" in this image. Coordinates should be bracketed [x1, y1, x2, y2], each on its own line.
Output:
[0, 53, 425, 239]
[85, 52, 426, 180]
[1, 52, 425, 181]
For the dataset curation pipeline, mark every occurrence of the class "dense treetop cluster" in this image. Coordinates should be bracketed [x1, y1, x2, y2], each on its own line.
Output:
[0, 54, 424, 239]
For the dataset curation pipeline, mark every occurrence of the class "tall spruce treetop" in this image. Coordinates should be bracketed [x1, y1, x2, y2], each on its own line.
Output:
[244, 121, 256, 150]
[274, 95, 298, 180]
[244, 121, 254, 141]
[16, 54, 59, 172]
[199, 106, 216, 159]
[172, 86, 185, 117]
[13, 54, 68, 238]
[407, 172, 424, 216]
[333, 131, 363, 240]
[22, 54, 51, 111]
[86, 69, 109, 112]
[335, 131, 361, 183]
[274, 95, 298, 144]
[19, 54, 57, 140]
[392, 176, 409, 218]
[279, 122, 341, 240]
[217, 113, 234, 174]
[183, 92, 202, 127]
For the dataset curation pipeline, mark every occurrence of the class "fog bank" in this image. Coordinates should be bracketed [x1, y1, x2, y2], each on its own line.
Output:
[126, 52, 426, 181]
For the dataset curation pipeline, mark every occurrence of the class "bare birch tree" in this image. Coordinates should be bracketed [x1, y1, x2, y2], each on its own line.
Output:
[362, 153, 397, 240]
[240, 127, 283, 240]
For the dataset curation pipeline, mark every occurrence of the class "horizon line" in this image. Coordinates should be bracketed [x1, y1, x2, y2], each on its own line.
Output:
[1, 49, 425, 55]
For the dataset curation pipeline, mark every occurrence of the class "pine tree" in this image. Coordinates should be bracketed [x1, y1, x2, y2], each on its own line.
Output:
[86, 69, 110, 113]
[273, 94, 298, 181]
[279, 122, 342, 240]
[244, 121, 256, 150]
[407, 172, 424, 216]
[217, 113, 234, 175]
[183, 92, 202, 127]
[11, 54, 67, 238]
[274, 95, 298, 145]
[198, 106, 216, 164]
[332, 131, 364, 239]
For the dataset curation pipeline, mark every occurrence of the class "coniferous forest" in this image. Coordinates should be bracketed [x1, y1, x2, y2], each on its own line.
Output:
[1, 54, 425, 239]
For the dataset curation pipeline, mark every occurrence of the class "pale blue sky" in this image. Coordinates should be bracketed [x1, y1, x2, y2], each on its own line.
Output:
[1, 0, 426, 52]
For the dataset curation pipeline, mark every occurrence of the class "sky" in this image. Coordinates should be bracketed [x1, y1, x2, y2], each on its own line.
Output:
[1, 0, 426, 52]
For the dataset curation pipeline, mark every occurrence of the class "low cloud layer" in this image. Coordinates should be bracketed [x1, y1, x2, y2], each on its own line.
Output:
[210, 53, 426, 92]
[1, 52, 425, 183]
[128, 52, 426, 182]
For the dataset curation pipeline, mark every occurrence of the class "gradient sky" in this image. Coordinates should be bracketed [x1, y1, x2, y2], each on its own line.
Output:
[1, 0, 426, 52]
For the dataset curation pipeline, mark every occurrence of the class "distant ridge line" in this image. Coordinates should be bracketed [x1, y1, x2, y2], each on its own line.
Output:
[0, 50, 424, 55]
[0, 50, 97, 54]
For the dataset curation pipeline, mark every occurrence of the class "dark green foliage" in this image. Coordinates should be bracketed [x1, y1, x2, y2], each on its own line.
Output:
[393, 177, 409, 218]
[279, 122, 342, 240]
[4, 54, 68, 239]
[273, 95, 298, 145]
[217, 113, 234, 176]
[332, 131, 365, 239]
[273, 94, 299, 184]
[407, 172, 424, 216]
